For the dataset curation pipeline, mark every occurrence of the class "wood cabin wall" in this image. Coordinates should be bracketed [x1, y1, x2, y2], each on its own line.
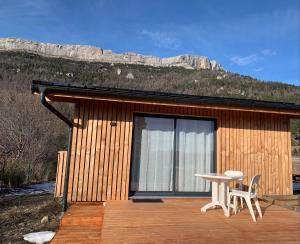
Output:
[55, 150, 67, 197]
[66, 99, 292, 202]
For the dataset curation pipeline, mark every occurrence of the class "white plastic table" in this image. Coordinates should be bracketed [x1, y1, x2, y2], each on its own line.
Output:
[195, 173, 243, 216]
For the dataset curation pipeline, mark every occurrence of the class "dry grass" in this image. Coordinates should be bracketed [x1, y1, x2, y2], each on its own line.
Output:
[0, 193, 62, 243]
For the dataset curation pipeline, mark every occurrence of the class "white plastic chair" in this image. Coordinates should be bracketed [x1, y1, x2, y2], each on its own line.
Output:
[224, 170, 244, 189]
[224, 170, 244, 208]
[227, 174, 262, 222]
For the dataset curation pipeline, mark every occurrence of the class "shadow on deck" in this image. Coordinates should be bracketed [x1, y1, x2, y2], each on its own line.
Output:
[52, 198, 300, 243]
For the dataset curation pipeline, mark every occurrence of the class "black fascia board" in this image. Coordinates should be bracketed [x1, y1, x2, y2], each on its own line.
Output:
[31, 80, 300, 112]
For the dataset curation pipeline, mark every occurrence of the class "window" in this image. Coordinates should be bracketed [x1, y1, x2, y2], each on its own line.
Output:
[130, 115, 215, 196]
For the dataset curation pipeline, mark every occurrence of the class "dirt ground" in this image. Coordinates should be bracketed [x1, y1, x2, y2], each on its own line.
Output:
[0, 193, 62, 244]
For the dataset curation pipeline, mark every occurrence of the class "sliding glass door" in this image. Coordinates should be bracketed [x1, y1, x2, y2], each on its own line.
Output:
[176, 119, 214, 192]
[131, 117, 174, 192]
[130, 115, 215, 196]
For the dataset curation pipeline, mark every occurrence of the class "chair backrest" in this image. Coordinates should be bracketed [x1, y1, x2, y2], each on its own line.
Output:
[248, 175, 261, 196]
[224, 170, 243, 178]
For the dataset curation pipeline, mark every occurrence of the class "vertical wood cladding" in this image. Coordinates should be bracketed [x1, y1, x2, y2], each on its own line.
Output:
[55, 150, 67, 197]
[66, 100, 293, 202]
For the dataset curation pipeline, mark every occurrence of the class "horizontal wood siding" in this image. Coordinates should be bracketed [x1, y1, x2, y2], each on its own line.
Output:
[55, 150, 67, 197]
[65, 100, 292, 201]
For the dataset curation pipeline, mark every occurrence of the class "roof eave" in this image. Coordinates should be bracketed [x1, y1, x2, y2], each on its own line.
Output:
[31, 80, 300, 117]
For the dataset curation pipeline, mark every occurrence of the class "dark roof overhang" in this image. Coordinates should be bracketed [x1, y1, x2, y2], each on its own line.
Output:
[32, 80, 300, 116]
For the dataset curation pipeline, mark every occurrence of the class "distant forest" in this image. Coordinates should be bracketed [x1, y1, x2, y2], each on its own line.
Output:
[0, 51, 299, 188]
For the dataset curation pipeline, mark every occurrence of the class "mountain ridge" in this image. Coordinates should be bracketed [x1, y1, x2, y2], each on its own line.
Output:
[1, 50, 299, 103]
[0, 37, 222, 71]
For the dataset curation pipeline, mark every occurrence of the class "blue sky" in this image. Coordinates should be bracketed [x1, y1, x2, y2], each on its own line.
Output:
[0, 0, 299, 85]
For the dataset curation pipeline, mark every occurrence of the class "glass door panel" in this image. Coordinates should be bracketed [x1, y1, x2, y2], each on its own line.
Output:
[176, 119, 214, 192]
[130, 115, 215, 196]
[131, 116, 174, 192]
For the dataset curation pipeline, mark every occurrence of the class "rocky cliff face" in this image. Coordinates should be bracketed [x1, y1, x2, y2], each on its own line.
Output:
[0, 38, 222, 70]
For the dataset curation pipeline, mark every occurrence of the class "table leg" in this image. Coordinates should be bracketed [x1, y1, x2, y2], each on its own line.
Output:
[219, 181, 229, 216]
[212, 180, 219, 203]
[219, 181, 227, 204]
[220, 202, 228, 216]
[198, 177, 237, 217]
[201, 202, 217, 212]
[201, 181, 219, 212]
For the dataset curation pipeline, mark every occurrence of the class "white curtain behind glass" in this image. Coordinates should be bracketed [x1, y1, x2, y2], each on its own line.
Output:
[177, 119, 214, 192]
[137, 117, 174, 191]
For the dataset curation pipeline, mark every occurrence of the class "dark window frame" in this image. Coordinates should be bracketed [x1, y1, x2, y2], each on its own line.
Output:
[129, 113, 217, 197]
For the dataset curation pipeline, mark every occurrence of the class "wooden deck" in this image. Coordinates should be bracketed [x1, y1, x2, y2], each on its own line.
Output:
[52, 198, 300, 243]
[51, 204, 104, 243]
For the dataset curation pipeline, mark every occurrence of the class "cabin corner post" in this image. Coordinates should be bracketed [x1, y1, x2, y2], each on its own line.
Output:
[40, 90, 73, 212]
[62, 127, 73, 211]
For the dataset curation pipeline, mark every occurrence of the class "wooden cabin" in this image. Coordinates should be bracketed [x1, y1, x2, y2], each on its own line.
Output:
[32, 80, 300, 204]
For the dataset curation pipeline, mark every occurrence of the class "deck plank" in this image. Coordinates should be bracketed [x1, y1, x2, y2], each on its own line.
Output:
[101, 199, 300, 244]
[51, 205, 104, 244]
[52, 199, 299, 243]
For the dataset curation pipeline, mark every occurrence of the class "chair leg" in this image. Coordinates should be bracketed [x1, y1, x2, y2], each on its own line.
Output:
[254, 197, 262, 218]
[227, 195, 231, 217]
[240, 197, 244, 209]
[245, 197, 256, 222]
[233, 196, 237, 215]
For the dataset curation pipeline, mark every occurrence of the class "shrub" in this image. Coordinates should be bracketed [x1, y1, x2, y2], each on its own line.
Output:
[2, 160, 25, 187]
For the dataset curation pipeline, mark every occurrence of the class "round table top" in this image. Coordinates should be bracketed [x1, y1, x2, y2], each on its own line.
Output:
[195, 173, 244, 181]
